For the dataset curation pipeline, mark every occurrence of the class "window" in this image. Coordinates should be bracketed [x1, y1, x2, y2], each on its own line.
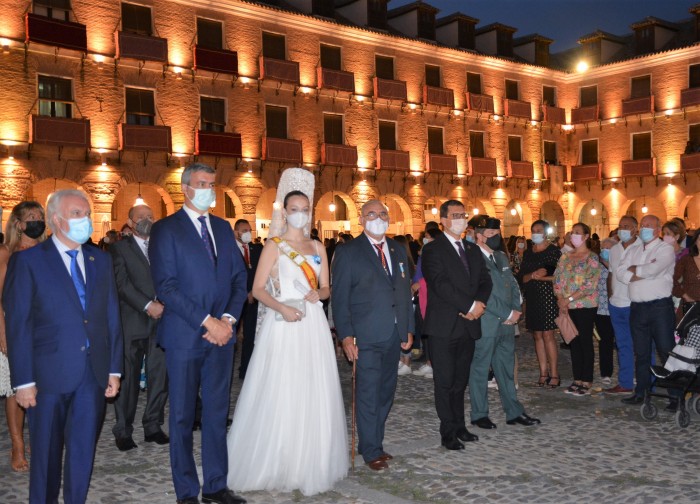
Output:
[507, 136, 522, 161]
[368, 0, 387, 29]
[375, 55, 394, 80]
[121, 3, 152, 36]
[543, 140, 557, 165]
[581, 139, 598, 164]
[689, 64, 700, 89]
[265, 105, 287, 139]
[466, 72, 482, 94]
[418, 9, 435, 39]
[125, 88, 155, 125]
[320, 44, 341, 70]
[224, 193, 236, 219]
[580, 85, 597, 107]
[632, 132, 652, 160]
[38, 75, 72, 118]
[469, 131, 485, 158]
[543, 86, 557, 106]
[197, 18, 223, 50]
[690, 124, 700, 147]
[262, 32, 285, 60]
[323, 114, 343, 145]
[427, 127, 444, 155]
[378, 120, 396, 150]
[34, 0, 70, 21]
[636, 26, 654, 54]
[630, 75, 651, 99]
[505, 79, 519, 100]
[425, 65, 440, 87]
[497, 30, 513, 57]
[200, 97, 226, 132]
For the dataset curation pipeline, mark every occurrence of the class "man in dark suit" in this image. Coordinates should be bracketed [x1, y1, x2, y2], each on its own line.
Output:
[233, 219, 263, 379]
[4, 189, 122, 503]
[111, 204, 169, 451]
[422, 199, 492, 450]
[332, 199, 414, 471]
[149, 163, 247, 504]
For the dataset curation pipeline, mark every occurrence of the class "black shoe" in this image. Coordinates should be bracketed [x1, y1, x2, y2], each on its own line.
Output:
[115, 436, 137, 451]
[665, 400, 679, 412]
[456, 427, 479, 443]
[441, 436, 465, 450]
[621, 395, 644, 405]
[471, 417, 497, 429]
[506, 413, 541, 426]
[177, 498, 200, 504]
[145, 430, 169, 445]
[201, 489, 246, 504]
[192, 421, 202, 432]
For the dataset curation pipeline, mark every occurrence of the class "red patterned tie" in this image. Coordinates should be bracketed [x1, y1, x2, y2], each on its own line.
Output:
[374, 243, 390, 276]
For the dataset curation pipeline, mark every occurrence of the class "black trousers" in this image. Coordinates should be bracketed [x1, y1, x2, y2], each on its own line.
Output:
[429, 328, 475, 439]
[595, 314, 615, 378]
[568, 307, 597, 383]
[238, 299, 259, 379]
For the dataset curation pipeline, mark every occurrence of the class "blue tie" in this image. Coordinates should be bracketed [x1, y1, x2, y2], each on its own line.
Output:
[65, 249, 86, 311]
[198, 215, 216, 265]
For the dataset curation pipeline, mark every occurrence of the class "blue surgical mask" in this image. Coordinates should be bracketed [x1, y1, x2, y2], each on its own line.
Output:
[531, 233, 544, 244]
[465, 234, 475, 243]
[600, 249, 610, 262]
[63, 216, 93, 244]
[618, 229, 632, 243]
[188, 187, 215, 211]
[640, 227, 656, 243]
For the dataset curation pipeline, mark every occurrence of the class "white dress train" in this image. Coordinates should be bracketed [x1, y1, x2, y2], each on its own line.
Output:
[227, 248, 349, 496]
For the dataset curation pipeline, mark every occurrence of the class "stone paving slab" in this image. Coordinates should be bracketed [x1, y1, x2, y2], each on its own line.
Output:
[1, 331, 698, 503]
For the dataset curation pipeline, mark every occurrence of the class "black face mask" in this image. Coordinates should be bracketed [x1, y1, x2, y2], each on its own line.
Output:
[23, 220, 46, 239]
[485, 234, 502, 251]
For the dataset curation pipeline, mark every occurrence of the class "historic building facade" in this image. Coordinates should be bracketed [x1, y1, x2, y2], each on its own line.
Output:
[1, 0, 700, 240]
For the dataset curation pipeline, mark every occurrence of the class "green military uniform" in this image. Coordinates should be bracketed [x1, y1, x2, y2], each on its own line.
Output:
[469, 247, 525, 422]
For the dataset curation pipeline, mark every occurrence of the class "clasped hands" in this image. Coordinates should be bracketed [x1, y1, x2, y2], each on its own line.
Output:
[459, 301, 486, 320]
[202, 316, 234, 346]
[529, 268, 548, 281]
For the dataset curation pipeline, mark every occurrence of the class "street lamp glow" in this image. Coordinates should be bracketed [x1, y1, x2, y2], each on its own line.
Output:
[510, 208, 517, 216]
[431, 207, 438, 215]
[576, 60, 589, 73]
[329, 202, 336, 213]
[590, 207, 597, 216]
[472, 208, 479, 215]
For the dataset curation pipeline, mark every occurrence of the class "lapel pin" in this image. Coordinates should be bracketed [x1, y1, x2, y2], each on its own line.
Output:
[390, 248, 394, 252]
[89, 256, 95, 261]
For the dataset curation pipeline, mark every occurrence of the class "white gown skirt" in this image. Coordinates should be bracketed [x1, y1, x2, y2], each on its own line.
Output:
[227, 302, 349, 496]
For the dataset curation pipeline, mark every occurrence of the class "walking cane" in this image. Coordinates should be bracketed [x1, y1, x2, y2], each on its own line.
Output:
[351, 337, 357, 471]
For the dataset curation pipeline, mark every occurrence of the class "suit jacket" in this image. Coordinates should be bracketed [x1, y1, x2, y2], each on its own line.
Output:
[240, 241, 263, 293]
[331, 233, 415, 346]
[111, 235, 157, 341]
[480, 248, 522, 332]
[421, 233, 492, 339]
[4, 239, 123, 393]
[149, 208, 247, 349]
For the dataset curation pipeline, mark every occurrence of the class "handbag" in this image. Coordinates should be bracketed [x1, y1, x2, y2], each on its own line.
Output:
[275, 299, 306, 321]
[555, 312, 579, 344]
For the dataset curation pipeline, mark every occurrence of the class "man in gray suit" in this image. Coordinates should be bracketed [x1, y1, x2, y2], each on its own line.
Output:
[111, 204, 169, 451]
[332, 199, 414, 471]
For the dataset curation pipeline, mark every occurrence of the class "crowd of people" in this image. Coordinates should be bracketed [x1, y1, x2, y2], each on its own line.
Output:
[0, 163, 694, 503]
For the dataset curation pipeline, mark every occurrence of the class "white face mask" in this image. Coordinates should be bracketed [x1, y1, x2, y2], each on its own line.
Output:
[286, 211, 309, 229]
[531, 233, 544, 244]
[423, 237, 431, 246]
[517, 242, 525, 249]
[365, 217, 389, 237]
[240, 231, 252, 244]
[449, 218, 467, 236]
[187, 186, 215, 211]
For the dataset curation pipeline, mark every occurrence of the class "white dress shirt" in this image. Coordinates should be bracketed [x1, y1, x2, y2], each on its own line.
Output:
[446, 232, 478, 314]
[364, 232, 393, 275]
[182, 204, 217, 255]
[132, 234, 155, 311]
[609, 237, 642, 307]
[617, 238, 675, 303]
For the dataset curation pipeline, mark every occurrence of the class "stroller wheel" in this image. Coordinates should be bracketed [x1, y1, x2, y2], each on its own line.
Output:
[640, 402, 658, 420]
[675, 409, 691, 428]
[688, 395, 700, 417]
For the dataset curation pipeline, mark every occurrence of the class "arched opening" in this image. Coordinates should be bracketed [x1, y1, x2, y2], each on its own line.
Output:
[579, 200, 609, 238]
[210, 187, 244, 228]
[503, 200, 526, 238]
[423, 197, 446, 223]
[255, 188, 278, 239]
[315, 192, 357, 239]
[382, 194, 413, 237]
[27, 178, 81, 208]
[540, 200, 566, 240]
[683, 193, 700, 230]
[625, 198, 667, 224]
[110, 182, 174, 236]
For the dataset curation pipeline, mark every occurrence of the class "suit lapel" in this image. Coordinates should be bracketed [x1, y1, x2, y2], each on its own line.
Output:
[440, 234, 470, 282]
[44, 240, 84, 313]
[128, 235, 150, 269]
[175, 209, 216, 269]
[83, 245, 97, 312]
[360, 234, 392, 285]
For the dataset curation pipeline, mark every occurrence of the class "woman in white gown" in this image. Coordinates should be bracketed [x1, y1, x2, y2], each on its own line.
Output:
[227, 168, 349, 496]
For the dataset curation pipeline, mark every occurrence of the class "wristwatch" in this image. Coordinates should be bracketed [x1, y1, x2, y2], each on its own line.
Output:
[568, 296, 574, 302]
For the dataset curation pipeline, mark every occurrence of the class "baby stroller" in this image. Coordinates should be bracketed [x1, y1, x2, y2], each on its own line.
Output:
[641, 303, 700, 428]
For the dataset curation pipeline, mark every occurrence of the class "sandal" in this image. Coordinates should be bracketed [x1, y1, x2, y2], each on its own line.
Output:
[547, 376, 561, 388]
[537, 375, 550, 387]
[575, 385, 591, 396]
[565, 383, 580, 394]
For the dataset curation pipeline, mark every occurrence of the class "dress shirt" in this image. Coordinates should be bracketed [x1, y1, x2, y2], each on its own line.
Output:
[478, 244, 516, 321]
[609, 238, 642, 307]
[445, 232, 478, 314]
[617, 238, 675, 303]
[132, 234, 155, 312]
[364, 232, 393, 275]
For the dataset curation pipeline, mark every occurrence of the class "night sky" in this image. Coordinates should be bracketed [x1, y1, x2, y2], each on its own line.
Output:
[392, 0, 698, 52]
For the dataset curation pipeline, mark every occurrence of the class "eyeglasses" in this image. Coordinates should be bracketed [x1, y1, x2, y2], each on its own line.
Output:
[364, 211, 389, 220]
[448, 213, 467, 220]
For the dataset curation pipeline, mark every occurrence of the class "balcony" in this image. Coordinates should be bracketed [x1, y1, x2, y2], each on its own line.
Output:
[193, 46, 238, 75]
[376, 149, 410, 171]
[681, 87, 700, 108]
[425, 153, 457, 174]
[468, 157, 498, 177]
[504, 99, 531, 119]
[621, 158, 655, 177]
[373, 77, 407, 102]
[317, 67, 354, 93]
[507, 160, 534, 178]
[570, 105, 599, 124]
[29, 115, 90, 148]
[622, 96, 654, 117]
[466, 93, 495, 114]
[25, 13, 87, 52]
[423, 85, 454, 108]
[118, 124, 172, 152]
[115, 31, 168, 63]
[542, 105, 565, 124]
[681, 152, 700, 173]
[262, 137, 303, 163]
[321, 144, 357, 166]
[570, 163, 601, 181]
[195, 131, 242, 157]
[259, 56, 300, 85]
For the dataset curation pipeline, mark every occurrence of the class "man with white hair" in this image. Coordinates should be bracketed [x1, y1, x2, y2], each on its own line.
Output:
[4, 189, 122, 503]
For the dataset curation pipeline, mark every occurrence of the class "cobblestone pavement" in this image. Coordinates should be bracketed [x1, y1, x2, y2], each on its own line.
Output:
[1, 330, 698, 503]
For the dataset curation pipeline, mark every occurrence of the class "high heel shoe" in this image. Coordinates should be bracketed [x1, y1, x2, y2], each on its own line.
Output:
[547, 376, 561, 389]
[537, 375, 550, 387]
